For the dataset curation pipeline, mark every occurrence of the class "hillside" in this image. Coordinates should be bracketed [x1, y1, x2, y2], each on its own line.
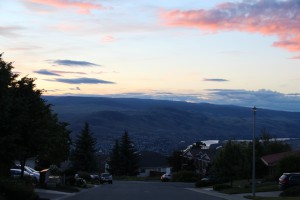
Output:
[44, 96, 300, 154]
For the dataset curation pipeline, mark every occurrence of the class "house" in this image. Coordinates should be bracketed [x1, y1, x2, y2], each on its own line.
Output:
[138, 151, 171, 177]
[182, 145, 218, 175]
[261, 150, 300, 175]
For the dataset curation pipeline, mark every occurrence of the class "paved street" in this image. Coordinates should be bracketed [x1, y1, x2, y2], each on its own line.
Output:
[37, 181, 225, 200]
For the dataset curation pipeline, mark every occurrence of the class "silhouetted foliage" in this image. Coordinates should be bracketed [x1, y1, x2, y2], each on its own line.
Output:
[210, 130, 292, 183]
[212, 140, 249, 186]
[277, 155, 300, 176]
[71, 122, 98, 172]
[108, 131, 139, 176]
[167, 150, 195, 172]
[167, 150, 184, 172]
[0, 54, 71, 177]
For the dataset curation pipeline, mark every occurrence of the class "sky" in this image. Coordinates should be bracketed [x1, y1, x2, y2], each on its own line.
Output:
[1, 0, 300, 112]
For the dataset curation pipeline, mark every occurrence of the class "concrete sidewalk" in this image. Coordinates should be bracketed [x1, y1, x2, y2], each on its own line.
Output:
[186, 187, 281, 200]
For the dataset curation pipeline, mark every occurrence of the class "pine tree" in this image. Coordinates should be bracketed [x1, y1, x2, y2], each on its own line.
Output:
[108, 140, 122, 175]
[71, 122, 98, 172]
[108, 131, 139, 176]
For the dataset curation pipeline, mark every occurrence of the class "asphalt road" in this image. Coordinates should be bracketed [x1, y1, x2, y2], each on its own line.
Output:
[37, 181, 225, 200]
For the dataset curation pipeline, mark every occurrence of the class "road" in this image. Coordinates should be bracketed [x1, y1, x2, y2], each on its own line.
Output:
[37, 181, 225, 200]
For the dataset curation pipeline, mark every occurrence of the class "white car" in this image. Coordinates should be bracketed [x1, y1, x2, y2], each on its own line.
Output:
[100, 173, 113, 184]
[11, 164, 40, 183]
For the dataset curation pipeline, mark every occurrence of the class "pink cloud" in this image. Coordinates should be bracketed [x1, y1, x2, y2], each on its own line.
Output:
[161, 0, 300, 52]
[28, 0, 105, 14]
[101, 35, 117, 43]
[290, 55, 300, 59]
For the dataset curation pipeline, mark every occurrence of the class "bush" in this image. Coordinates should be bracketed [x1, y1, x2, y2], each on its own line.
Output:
[280, 186, 300, 197]
[213, 184, 232, 191]
[195, 180, 215, 188]
[77, 171, 92, 182]
[0, 178, 38, 200]
[172, 171, 200, 182]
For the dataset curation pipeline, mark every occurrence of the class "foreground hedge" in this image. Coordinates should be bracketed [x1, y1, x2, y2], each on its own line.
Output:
[172, 171, 200, 182]
[280, 186, 300, 197]
[0, 178, 38, 200]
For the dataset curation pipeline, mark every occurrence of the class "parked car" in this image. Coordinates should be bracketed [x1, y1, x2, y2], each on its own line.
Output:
[11, 164, 40, 183]
[10, 169, 38, 184]
[90, 174, 100, 184]
[100, 173, 113, 184]
[279, 173, 300, 190]
[161, 173, 172, 182]
[74, 174, 87, 187]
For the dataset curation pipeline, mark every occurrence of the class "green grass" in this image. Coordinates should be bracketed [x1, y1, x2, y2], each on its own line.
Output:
[244, 196, 300, 200]
[217, 180, 280, 194]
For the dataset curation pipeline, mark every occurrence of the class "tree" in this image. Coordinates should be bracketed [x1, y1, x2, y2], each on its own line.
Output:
[36, 118, 71, 169]
[212, 141, 250, 186]
[108, 131, 139, 176]
[167, 150, 184, 172]
[0, 54, 71, 178]
[71, 122, 98, 172]
[167, 150, 195, 172]
[277, 155, 300, 176]
[0, 53, 18, 177]
[107, 140, 122, 175]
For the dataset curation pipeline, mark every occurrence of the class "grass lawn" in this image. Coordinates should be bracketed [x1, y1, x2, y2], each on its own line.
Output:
[216, 180, 300, 199]
[219, 180, 279, 194]
[244, 196, 300, 200]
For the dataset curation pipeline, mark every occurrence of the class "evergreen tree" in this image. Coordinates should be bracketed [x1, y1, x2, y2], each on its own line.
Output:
[120, 131, 139, 176]
[108, 131, 139, 176]
[71, 122, 98, 172]
[108, 140, 122, 175]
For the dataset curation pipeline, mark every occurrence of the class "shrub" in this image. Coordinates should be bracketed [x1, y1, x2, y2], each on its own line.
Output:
[0, 179, 38, 200]
[280, 186, 300, 197]
[213, 184, 232, 191]
[195, 180, 214, 188]
[172, 171, 200, 182]
[77, 171, 91, 182]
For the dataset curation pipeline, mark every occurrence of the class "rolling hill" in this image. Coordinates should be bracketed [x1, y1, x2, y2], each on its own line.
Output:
[44, 96, 300, 154]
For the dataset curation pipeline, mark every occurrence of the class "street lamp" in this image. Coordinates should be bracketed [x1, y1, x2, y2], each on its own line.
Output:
[252, 106, 257, 197]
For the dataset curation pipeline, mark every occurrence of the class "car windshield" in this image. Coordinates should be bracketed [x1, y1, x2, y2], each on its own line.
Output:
[102, 173, 110, 177]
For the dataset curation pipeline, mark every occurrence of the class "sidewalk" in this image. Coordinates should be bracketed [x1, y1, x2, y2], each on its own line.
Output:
[186, 187, 281, 200]
[35, 188, 76, 200]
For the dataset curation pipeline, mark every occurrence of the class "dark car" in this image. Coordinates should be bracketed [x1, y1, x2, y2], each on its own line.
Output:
[100, 173, 113, 184]
[279, 173, 300, 190]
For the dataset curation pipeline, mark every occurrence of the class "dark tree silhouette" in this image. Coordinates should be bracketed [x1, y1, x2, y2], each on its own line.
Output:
[108, 131, 139, 176]
[0, 54, 71, 178]
[71, 122, 98, 172]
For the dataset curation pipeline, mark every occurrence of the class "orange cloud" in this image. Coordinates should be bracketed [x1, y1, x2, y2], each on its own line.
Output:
[28, 0, 105, 14]
[161, 0, 300, 52]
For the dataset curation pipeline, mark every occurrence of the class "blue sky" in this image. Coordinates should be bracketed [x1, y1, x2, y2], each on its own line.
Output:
[1, 0, 300, 111]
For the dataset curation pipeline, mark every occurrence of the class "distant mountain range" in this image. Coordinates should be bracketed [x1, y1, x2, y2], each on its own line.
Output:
[44, 96, 300, 154]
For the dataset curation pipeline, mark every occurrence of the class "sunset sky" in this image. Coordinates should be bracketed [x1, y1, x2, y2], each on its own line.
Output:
[1, 0, 300, 111]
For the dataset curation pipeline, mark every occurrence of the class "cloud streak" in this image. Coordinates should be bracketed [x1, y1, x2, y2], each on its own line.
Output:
[34, 69, 61, 76]
[161, 0, 300, 52]
[0, 26, 23, 37]
[203, 78, 229, 82]
[49, 59, 100, 67]
[54, 77, 115, 84]
[26, 0, 105, 14]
